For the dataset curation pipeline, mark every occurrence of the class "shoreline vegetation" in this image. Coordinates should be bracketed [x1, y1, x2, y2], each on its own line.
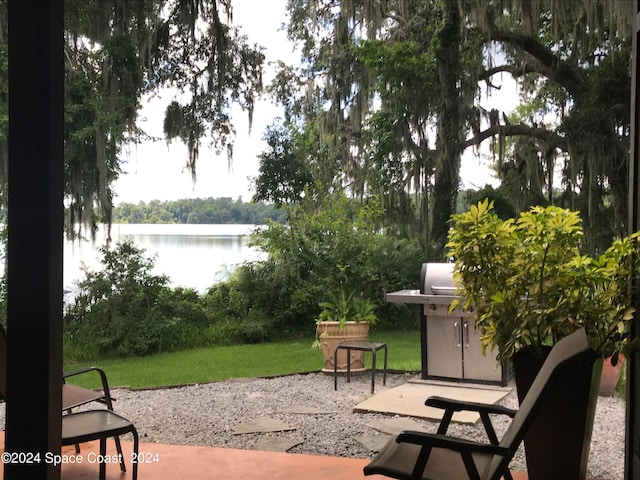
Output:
[64, 194, 424, 362]
[113, 197, 286, 225]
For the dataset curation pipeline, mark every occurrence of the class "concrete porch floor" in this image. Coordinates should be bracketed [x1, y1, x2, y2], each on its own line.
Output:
[0, 434, 530, 479]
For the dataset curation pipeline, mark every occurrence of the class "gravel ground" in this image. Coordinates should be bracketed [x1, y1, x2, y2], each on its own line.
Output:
[0, 372, 626, 479]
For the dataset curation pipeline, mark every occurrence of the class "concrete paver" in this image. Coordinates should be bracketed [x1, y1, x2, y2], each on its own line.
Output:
[354, 381, 511, 423]
[278, 406, 332, 415]
[253, 437, 303, 452]
[355, 434, 390, 452]
[367, 417, 428, 435]
[232, 416, 296, 434]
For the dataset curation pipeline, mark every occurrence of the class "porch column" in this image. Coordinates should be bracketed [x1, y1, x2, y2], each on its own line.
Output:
[4, 1, 64, 479]
[627, 2, 640, 479]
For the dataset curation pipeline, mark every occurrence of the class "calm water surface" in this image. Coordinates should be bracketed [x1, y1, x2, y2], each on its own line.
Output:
[64, 224, 266, 294]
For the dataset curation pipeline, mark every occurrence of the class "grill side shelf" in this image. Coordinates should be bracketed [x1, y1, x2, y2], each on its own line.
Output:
[385, 290, 458, 305]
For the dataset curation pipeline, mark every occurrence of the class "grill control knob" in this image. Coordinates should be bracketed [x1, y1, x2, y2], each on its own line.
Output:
[429, 304, 437, 311]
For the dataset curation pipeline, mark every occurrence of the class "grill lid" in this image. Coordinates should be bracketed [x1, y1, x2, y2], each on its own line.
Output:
[386, 262, 463, 307]
[421, 263, 456, 295]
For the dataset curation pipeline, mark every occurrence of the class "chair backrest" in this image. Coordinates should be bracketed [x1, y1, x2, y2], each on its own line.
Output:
[487, 328, 596, 479]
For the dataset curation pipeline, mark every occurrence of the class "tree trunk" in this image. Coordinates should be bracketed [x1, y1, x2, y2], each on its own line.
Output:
[432, 0, 462, 246]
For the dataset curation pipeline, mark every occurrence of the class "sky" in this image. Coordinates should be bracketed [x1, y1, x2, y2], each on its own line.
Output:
[113, 1, 298, 204]
[113, 2, 514, 205]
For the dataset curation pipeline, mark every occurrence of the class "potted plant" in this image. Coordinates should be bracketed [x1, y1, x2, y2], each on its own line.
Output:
[446, 200, 637, 480]
[313, 288, 378, 373]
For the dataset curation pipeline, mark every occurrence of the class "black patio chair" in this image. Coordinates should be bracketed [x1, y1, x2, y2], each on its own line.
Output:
[363, 328, 597, 480]
[0, 324, 116, 413]
[0, 325, 138, 480]
[61, 409, 139, 480]
[62, 364, 125, 461]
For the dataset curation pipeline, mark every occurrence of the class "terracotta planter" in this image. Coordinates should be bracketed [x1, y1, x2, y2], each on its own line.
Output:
[599, 355, 625, 397]
[316, 321, 370, 373]
[513, 347, 601, 480]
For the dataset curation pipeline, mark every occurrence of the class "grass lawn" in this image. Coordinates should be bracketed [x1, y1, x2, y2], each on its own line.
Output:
[64, 329, 422, 390]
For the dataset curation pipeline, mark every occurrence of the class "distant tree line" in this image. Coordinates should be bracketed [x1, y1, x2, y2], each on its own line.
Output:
[113, 197, 285, 225]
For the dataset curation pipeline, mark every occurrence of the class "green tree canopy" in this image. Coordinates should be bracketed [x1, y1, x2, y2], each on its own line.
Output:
[262, 0, 632, 253]
[253, 122, 314, 207]
[0, 0, 265, 237]
[465, 0, 633, 252]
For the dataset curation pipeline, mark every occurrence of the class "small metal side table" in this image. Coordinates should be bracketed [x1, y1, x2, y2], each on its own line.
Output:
[333, 340, 388, 394]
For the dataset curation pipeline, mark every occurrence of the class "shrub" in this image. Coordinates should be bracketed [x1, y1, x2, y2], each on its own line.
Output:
[64, 241, 212, 359]
[229, 191, 430, 333]
[448, 200, 637, 361]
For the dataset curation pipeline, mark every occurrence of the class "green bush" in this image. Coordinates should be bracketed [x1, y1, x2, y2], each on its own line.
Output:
[160, 287, 210, 327]
[220, 191, 431, 334]
[448, 200, 637, 361]
[230, 313, 272, 344]
[64, 241, 213, 359]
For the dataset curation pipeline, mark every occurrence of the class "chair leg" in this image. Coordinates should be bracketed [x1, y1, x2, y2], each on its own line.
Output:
[131, 426, 140, 480]
[382, 345, 388, 386]
[436, 410, 454, 435]
[114, 435, 126, 472]
[371, 350, 377, 394]
[479, 412, 500, 445]
[334, 347, 339, 390]
[64, 408, 82, 454]
[460, 451, 482, 480]
[410, 445, 433, 480]
[99, 438, 107, 480]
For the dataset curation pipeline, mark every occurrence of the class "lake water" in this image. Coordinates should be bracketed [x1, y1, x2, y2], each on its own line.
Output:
[63, 224, 266, 294]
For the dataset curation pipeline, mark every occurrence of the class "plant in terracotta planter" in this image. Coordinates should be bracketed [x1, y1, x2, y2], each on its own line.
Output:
[313, 288, 378, 372]
[447, 200, 638, 480]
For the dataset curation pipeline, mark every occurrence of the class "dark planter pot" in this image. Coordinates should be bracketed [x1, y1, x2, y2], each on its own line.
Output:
[513, 347, 602, 480]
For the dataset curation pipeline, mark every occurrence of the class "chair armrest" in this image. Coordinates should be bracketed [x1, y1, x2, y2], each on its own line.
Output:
[396, 430, 510, 457]
[426, 396, 517, 418]
[64, 366, 108, 379]
[63, 367, 114, 403]
[426, 395, 516, 446]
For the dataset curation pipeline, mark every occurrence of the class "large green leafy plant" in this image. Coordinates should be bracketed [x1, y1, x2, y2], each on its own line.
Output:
[316, 288, 378, 328]
[312, 288, 378, 349]
[447, 200, 637, 361]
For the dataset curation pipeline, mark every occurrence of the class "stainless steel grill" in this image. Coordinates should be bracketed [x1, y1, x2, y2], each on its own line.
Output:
[387, 263, 508, 385]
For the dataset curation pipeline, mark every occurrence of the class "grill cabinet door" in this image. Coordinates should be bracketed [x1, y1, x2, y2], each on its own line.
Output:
[425, 305, 463, 379]
[461, 317, 503, 382]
